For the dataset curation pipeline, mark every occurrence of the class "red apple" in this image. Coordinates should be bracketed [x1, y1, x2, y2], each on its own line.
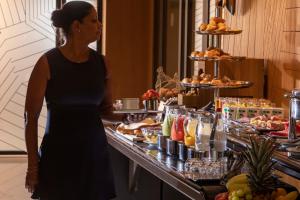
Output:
[215, 192, 228, 200]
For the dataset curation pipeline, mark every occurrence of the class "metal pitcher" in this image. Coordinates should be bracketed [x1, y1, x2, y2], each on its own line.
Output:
[284, 89, 300, 141]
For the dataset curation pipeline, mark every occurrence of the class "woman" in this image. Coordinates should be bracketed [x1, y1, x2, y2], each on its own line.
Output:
[25, 1, 124, 199]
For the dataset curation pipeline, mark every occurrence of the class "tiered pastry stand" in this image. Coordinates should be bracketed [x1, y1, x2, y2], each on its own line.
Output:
[183, 8, 252, 101]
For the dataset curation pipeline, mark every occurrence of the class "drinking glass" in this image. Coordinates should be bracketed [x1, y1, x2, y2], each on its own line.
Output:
[195, 112, 213, 152]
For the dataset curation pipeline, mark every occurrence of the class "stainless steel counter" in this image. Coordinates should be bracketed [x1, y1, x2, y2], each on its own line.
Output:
[105, 127, 226, 200]
[106, 126, 300, 199]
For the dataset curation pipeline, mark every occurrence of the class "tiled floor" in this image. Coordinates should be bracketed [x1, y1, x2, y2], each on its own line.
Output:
[0, 156, 31, 200]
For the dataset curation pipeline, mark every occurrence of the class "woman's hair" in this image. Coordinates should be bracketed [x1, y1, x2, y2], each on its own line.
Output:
[51, 1, 94, 36]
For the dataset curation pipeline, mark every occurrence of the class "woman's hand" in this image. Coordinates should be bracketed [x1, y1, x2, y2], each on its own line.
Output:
[25, 168, 38, 193]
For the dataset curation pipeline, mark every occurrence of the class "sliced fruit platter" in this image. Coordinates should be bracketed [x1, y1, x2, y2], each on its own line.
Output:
[249, 115, 286, 132]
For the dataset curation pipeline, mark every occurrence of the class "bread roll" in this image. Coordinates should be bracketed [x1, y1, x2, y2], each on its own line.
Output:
[211, 78, 223, 85]
[199, 23, 207, 31]
[181, 78, 191, 84]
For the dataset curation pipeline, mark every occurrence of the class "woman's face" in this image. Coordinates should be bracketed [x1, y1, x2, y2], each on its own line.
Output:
[77, 8, 102, 43]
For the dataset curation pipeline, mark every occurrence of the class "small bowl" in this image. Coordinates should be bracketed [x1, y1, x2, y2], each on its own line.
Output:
[141, 126, 162, 144]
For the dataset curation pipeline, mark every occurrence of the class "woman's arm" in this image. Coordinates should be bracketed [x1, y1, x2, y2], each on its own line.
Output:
[24, 55, 49, 192]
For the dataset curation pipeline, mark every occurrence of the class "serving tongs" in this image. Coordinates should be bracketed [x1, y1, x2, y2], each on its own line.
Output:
[216, 0, 236, 15]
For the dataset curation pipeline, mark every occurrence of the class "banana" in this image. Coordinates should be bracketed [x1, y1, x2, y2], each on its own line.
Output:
[226, 173, 248, 190]
[227, 183, 251, 193]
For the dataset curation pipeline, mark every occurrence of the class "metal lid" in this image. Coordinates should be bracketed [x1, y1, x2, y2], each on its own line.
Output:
[292, 89, 300, 98]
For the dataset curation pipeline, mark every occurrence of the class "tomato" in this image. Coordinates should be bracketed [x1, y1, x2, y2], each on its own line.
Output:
[142, 93, 150, 100]
[147, 89, 156, 93]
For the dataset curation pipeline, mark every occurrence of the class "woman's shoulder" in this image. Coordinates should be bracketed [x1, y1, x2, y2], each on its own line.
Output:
[89, 48, 105, 63]
[89, 48, 103, 58]
[45, 47, 59, 55]
[43, 48, 61, 60]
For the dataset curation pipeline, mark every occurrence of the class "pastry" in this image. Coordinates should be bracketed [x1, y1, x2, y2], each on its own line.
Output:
[222, 76, 231, 84]
[208, 19, 217, 26]
[197, 51, 205, 57]
[181, 77, 191, 84]
[211, 78, 223, 85]
[191, 79, 200, 85]
[217, 24, 227, 31]
[206, 24, 218, 31]
[204, 49, 220, 57]
[159, 87, 169, 97]
[200, 74, 211, 84]
[211, 17, 225, 24]
[200, 79, 210, 84]
[199, 23, 207, 31]
[165, 90, 174, 98]
[191, 51, 200, 57]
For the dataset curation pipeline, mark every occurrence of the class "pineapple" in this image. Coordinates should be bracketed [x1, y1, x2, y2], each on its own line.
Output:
[242, 136, 277, 199]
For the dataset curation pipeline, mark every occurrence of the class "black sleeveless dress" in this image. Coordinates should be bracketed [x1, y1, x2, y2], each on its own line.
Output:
[32, 48, 116, 200]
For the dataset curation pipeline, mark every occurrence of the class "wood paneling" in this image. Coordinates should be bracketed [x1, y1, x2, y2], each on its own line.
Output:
[222, 0, 300, 112]
[105, 0, 153, 100]
[284, 7, 300, 31]
[281, 32, 300, 55]
[205, 59, 264, 98]
[286, 0, 300, 8]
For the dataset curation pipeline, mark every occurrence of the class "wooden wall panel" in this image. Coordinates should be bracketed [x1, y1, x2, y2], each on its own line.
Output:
[222, 0, 300, 113]
[286, 0, 300, 8]
[281, 32, 300, 55]
[284, 8, 300, 31]
[206, 59, 264, 98]
[105, 0, 153, 100]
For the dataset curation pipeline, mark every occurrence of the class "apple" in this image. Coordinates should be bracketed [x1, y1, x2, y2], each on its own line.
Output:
[215, 192, 229, 200]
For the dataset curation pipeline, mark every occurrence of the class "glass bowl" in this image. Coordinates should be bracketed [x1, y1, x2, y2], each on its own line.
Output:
[141, 126, 162, 144]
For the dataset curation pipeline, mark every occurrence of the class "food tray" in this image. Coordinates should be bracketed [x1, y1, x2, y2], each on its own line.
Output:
[115, 130, 145, 142]
[189, 56, 246, 62]
[252, 126, 285, 133]
[180, 81, 253, 89]
[113, 109, 163, 114]
[195, 30, 242, 35]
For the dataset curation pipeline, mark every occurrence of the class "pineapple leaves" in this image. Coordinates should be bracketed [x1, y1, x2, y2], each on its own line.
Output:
[242, 136, 277, 194]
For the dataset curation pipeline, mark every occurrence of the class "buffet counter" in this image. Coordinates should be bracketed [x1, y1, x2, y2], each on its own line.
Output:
[105, 127, 226, 200]
[105, 126, 300, 200]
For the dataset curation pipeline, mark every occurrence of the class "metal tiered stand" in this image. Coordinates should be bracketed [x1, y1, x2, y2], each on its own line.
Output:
[182, 7, 253, 102]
